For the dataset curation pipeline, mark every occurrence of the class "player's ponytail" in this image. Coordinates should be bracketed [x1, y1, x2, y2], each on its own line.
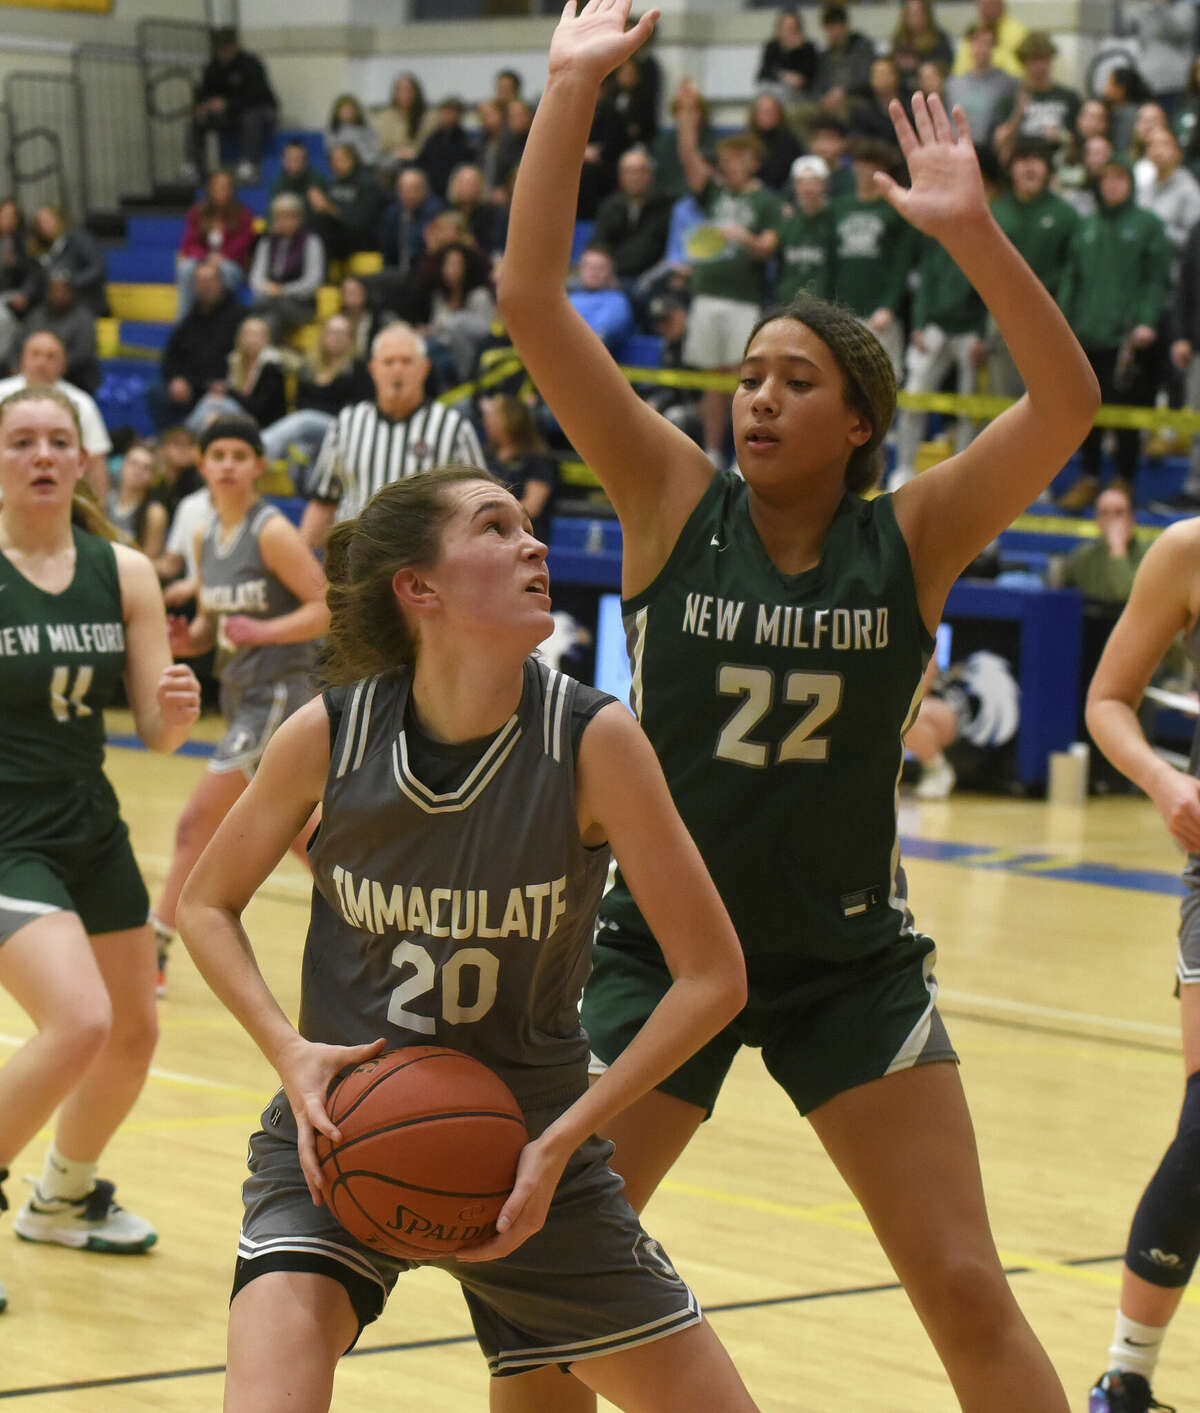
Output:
[321, 463, 507, 686]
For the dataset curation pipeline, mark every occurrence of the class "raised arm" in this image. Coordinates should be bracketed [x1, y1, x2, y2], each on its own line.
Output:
[496, 0, 714, 593]
[882, 95, 1100, 632]
[1087, 521, 1200, 853]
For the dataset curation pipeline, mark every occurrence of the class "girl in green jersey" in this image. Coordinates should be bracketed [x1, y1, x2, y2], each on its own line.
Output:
[0, 387, 200, 1312]
[496, 3, 1099, 1410]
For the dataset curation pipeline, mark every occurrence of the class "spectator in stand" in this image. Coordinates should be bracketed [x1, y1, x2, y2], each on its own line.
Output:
[1130, 101, 1173, 170]
[23, 270, 98, 393]
[1104, 66, 1154, 159]
[416, 97, 476, 201]
[395, 209, 478, 335]
[775, 154, 836, 303]
[1136, 125, 1200, 263]
[1058, 158, 1171, 510]
[247, 194, 324, 340]
[480, 392, 561, 545]
[424, 241, 496, 383]
[270, 140, 329, 223]
[811, 3, 877, 125]
[991, 31, 1083, 165]
[916, 58, 949, 103]
[569, 244, 635, 355]
[756, 7, 818, 104]
[0, 331, 110, 495]
[150, 425, 203, 530]
[28, 206, 105, 316]
[337, 273, 392, 361]
[378, 166, 443, 290]
[1056, 99, 1111, 201]
[494, 68, 523, 106]
[155, 258, 243, 429]
[748, 92, 803, 191]
[1161, 220, 1200, 510]
[1132, 0, 1197, 113]
[943, 23, 1019, 149]
[1061, 134, 1115, 219]
[261, 312, 373, 489]
[596, 55, 659, 159]
[1049, 481, 1146, 599]
[890, 232, 987, 488]
[652, 86, 715, 198]
[298, 321, 485, 546]
[496, 100, 535, 198]
[891, 0, 954, 98]
[372, 73, 436, 178]
[593, 146, 673, 281]
[951, 0, 1028, 79]
[808, 114, 856, 198]
[324, 94, 379, 171]
[676, 80, 782, 466]
[475, 98, 510, 199]
[185, 315, 287, 437]
[989, 141, 1080, 396]
[305, 143, 386, 263]
[850, 56, 907, 145]
[446, 163, 507, 258]
[1175, 54, 1200, 173]
[0, 199, 43, 371]
[106, 441, 168, 559]
[185, 25, 277, 186]
[176, 168, 256, 318]
[829, 136, 917, 377]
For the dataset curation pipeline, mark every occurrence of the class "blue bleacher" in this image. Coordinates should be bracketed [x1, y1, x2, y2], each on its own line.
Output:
[106, 247, 177, 284]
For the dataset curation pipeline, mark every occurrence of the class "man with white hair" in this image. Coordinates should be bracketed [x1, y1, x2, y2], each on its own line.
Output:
[299, 321, 485, 547]
[0, 330, 111, 497]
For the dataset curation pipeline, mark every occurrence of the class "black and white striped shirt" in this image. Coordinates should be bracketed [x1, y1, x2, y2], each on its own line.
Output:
[308, 399, 486, 521]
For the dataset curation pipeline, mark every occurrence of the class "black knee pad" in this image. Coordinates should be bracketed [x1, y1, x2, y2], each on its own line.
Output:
[1126, 1070, 1200, 1288]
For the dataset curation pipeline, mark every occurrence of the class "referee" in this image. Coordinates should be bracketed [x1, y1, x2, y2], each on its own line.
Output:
[298, 322, 486, 547]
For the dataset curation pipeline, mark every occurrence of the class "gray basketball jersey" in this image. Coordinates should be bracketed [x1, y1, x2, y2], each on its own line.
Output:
[301, 657, 615, 1111]
[198, 500, 317, 688]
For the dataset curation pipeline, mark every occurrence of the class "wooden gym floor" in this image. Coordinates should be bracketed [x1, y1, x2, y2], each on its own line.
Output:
[0, 723, 1197, 1411]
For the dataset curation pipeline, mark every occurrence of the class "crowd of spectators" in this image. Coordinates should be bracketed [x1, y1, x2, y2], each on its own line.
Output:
[8, 4, 1200, 644]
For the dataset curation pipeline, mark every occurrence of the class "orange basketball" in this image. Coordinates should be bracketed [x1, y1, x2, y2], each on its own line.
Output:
[315, 1046, 528, 1260]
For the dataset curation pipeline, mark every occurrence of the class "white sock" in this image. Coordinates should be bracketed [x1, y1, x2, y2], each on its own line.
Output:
[1108, 1311, 1167, 1382]
[38, 1145, 97, 1203]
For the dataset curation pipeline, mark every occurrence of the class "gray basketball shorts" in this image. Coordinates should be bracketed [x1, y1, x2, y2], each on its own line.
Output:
[210, 676, 313, 775]
[1176, 859, 1200, 987]
[233, 1093, 702, 1376]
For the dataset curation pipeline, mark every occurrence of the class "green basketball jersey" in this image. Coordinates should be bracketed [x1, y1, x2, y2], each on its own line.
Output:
[0, 525, 127, 786]
[599, 471, 933, 972]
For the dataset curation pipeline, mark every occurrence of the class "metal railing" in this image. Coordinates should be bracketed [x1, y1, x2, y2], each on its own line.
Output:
[137, 19, 210, 193]
[3, 71, 83, 217]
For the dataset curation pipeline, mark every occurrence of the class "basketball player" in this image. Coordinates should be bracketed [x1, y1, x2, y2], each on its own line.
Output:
[152, 416, 328, 992]
[0, 386, 201, 1313]
[1083, 525, 1200, 1413]
[177, 467, 757, 1411]
[495, 3, 1100, 1410]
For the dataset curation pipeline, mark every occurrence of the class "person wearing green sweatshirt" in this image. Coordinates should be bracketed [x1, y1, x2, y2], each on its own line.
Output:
[774, 154, 836, 303]
[1058, 157, 1171, 509]
[989, 140, 1079, 396]
[828, 136, 919, 375]
[890, 233, 987, 487]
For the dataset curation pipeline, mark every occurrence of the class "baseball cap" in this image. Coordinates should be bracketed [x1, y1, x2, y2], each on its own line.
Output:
[791, 154, 830, 182]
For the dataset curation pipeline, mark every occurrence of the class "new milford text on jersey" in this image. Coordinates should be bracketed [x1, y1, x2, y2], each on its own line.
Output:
[682, 593, 890, 650]
[0, 620, 125, 656]
[331, 864, 569, 942]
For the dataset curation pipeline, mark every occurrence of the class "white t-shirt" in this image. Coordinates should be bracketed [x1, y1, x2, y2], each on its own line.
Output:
[165, 487, 213, 578]
[0, 374, 112, 457]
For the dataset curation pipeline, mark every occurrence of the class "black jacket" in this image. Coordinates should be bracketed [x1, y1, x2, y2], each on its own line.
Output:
[160, 291, 243, 391]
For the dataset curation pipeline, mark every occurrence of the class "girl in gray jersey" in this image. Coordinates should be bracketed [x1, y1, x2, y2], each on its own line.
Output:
[1084, 523, 1200, 1413]
[176, 467, 757, 1412]
[153, 416, 328, 991]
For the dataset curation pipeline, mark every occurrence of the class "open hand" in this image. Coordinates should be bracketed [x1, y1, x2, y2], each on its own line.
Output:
[549, 0, 661, 87]
[876, 93, 990, 243]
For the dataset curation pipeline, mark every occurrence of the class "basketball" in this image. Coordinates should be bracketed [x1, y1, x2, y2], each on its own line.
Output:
[314, 1046, 528, 1260]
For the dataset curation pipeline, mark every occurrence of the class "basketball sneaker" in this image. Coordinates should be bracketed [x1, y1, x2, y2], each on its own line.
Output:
[1088, 1370, 1175, 1413]
[915, 754, 956, 801]
[13, 1179, 157, 1253]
